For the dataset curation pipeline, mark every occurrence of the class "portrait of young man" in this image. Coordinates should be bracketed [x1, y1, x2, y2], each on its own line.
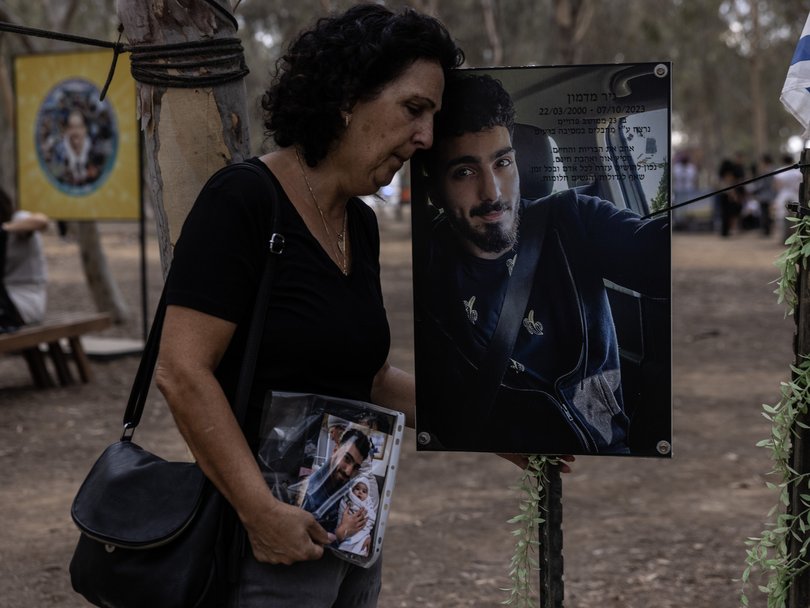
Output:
[298, 428, 372, 542]
[412, 68, 672, 457]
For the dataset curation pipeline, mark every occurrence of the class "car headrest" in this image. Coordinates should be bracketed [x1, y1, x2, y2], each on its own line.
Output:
[512, 123, 553, 200]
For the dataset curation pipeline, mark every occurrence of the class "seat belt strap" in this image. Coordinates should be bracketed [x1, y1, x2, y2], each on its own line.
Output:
[474, 199, 550, 431]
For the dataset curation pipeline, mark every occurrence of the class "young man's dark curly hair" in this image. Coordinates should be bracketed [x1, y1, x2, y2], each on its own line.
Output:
[419, 73, 515, 179]
[433, 72, 515, 139]
[262, 3, 464, 166]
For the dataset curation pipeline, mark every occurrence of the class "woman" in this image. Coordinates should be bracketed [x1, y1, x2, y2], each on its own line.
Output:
[155, 5, 463, 607]
[0, 189, 48, 331]
[717, 158, 745, 237]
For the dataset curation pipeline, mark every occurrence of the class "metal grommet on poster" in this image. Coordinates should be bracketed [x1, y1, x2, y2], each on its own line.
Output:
[656, 440, 672, 455]
[416, 431, 432, 446]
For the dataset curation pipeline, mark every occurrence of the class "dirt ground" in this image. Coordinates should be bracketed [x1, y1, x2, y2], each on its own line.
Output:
[0, 206, 795, 608]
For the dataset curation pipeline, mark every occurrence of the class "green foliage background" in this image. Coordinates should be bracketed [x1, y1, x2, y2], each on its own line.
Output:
[1, 0, 810, 191]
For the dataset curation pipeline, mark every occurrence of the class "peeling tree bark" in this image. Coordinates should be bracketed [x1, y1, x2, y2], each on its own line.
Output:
[117, 0, 251, 276]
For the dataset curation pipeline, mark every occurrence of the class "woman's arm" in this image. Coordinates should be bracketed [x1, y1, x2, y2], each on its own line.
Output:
[2, 212, 48, 233]
[370, 360, 415, 427]
[156, 304, 331, 564]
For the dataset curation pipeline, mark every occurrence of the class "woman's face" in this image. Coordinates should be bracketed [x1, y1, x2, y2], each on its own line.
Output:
[334, 59, 444, 197]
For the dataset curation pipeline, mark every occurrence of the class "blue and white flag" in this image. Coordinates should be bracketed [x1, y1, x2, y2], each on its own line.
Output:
[782, 12, 810, 137]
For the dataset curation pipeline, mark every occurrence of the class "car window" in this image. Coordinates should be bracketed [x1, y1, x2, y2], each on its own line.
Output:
[546, 133, 571, 194]
[613, 108, 670, 215]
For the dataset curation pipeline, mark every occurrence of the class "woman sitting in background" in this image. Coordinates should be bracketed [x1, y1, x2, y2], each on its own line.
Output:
[0, 188, 48, 331]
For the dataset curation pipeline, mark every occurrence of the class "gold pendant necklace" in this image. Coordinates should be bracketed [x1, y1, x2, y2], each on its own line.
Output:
[296, 149, 348, 275]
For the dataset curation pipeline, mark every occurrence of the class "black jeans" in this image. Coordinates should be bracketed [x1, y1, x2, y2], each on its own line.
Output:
[0, 230, 24, 331]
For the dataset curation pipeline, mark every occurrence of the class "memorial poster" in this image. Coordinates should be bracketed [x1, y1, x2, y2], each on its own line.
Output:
[412, 63, 672, 458]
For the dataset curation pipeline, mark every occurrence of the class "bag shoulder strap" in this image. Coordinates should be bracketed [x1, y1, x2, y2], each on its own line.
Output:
[122, 160, 284, 438]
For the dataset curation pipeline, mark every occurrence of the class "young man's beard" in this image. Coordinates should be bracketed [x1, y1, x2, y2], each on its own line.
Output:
[448, 201, 521, 254]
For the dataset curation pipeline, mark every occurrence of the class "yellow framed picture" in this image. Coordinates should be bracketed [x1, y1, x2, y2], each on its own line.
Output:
[14, 50, 140, 220]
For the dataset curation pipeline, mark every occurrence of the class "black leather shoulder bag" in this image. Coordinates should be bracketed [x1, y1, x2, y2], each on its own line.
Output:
[69, 161, 284, 608]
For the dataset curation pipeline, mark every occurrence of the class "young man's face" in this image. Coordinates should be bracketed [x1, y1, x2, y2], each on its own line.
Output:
[430, 126, 521, 259]
[66, 112, 88, 152]
[331, 441, 364, 485]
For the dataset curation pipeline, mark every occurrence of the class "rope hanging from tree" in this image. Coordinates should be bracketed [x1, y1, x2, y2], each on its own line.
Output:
[125, 37, 249, 89]
[0, 8, 249, 100]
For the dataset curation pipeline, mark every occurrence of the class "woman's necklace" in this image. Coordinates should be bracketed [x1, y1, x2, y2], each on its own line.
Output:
[295, 149, 348, 275]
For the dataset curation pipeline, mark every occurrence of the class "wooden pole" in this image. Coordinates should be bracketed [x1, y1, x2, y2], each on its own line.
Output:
[539, 464, 564, 607]
[789, 147, 810, 608]
[116, 0, 251, 276]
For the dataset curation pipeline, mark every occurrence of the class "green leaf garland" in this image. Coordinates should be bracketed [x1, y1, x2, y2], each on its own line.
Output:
[504, 455, 560, 607]
[742, 213, 810, 607]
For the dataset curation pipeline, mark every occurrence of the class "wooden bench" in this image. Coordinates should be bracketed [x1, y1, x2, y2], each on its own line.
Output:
[0, 312, 113, 387]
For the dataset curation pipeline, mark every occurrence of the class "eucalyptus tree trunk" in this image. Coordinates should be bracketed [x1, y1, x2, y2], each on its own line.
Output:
[480, 0, 503, 66]
[748, 0, 766, 162]
[551, 0, 594, 65]
[76, 222, 130, 323]
[116, 0, 251, 276]
[409, 0, 439, 18]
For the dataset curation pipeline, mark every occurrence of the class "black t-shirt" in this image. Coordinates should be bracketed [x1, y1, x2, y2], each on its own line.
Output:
[166, 158, 391, 416]
[442, 238, 570, 388]
[454, 249, 511, 349]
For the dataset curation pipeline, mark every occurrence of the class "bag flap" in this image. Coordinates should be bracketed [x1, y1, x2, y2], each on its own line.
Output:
[71, 441, 207, 547]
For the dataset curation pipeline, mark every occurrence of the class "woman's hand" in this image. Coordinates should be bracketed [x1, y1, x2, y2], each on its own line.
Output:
[245, 500, 331, 565]
[158, 306, 330, 566]
[497, 453, 575, 473]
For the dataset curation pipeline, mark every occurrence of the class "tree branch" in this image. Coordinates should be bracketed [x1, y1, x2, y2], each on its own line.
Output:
[480, 0, 503, 66]
[0, 1, 36, 52]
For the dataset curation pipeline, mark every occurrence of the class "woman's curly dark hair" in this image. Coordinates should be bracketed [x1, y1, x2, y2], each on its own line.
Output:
[262, 4, 464, 166]
[420, 73, 514, 177]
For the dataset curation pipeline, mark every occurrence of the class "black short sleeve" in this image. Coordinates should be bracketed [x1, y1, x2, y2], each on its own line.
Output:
[167, 163, 274, 323]
[165, 158, 390, 406]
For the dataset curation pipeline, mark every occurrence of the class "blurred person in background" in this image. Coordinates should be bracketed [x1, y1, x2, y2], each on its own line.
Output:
[717, 158, 745, 237]
[751, 154, 775, 237]
[772, 153, 803, 241]
[672, 152, 698, 205]
[0, 188, 48, 331]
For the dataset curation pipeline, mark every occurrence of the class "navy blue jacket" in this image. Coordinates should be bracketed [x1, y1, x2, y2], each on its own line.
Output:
[415, 189, 669, 454]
